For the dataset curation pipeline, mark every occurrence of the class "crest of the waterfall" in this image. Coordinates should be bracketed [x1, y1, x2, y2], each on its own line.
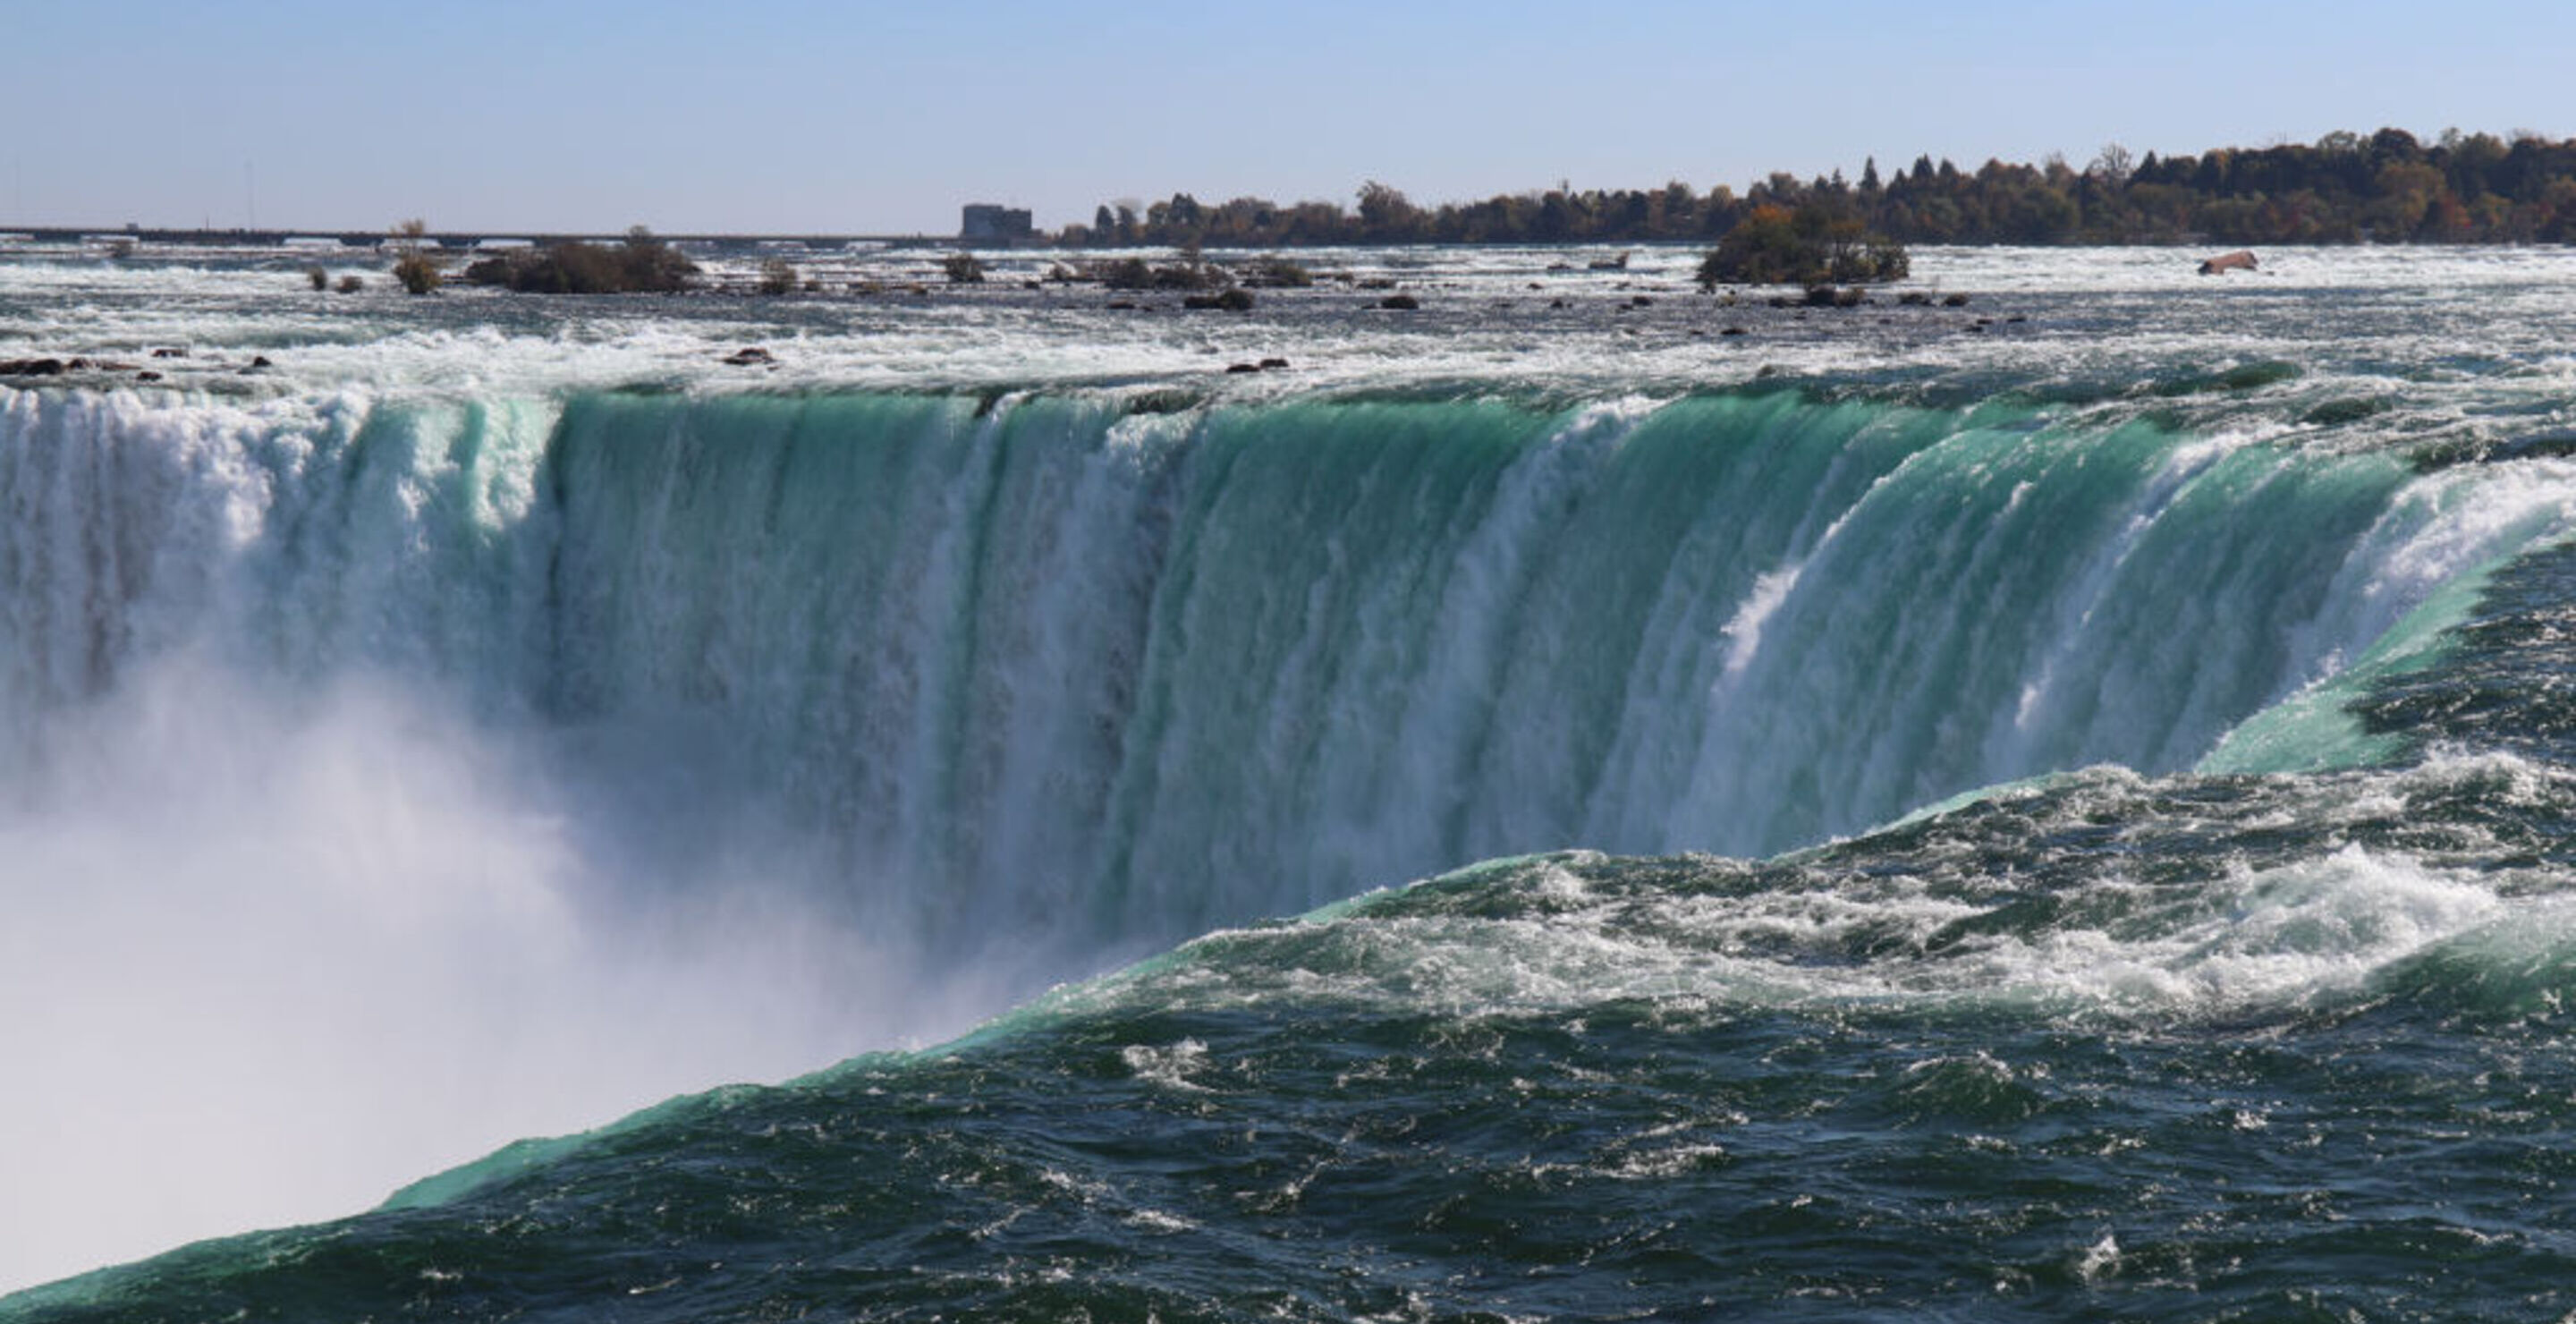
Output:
[12, 386, 2576, 958]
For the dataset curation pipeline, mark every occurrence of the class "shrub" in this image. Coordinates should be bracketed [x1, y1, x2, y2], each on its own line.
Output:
[394, 254, 442, 294]
[1154, 259, 1230, 291]
[758, 258, 797, 295]
[337, 275, 363, 293]
[390, 218, 442, 295]
[1850, 241, 1908, 283]
[942, 252, 987, 284]
[1097, 257, 1155, 289]
[615, 225, 698, 291]
[1097, 254, 1231, 291]
[393, 251, 442, 294]
[306, 267, 328, 292]
[1242, 255, 1313, 288]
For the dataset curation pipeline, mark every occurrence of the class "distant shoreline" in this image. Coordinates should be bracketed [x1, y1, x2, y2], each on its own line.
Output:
[5, 230, 2573, 256]
[13, 129, 2576, 254]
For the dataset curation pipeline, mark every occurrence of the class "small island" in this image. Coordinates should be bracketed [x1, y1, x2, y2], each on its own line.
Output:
[1695, 203, 1909, 289]
[460, 226, 699, 293]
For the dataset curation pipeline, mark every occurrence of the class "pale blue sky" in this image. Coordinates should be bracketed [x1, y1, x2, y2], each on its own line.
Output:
[5, 0, 2570, 234]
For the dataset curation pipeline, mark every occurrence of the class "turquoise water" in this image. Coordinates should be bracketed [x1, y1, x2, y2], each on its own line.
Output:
[10, 247, 2576, 1318]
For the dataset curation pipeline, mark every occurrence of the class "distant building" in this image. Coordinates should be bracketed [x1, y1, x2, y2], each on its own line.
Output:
[960, 204, 1033, 245]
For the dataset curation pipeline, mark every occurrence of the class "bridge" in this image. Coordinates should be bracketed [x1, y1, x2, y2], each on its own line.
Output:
[0, 227, 947, 251]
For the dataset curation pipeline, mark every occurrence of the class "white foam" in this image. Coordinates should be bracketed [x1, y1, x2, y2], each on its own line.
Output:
[1081, 842, 2543, 1033]
[1121, 1040, 1215, 1093]
[11, 243, 2576, 412]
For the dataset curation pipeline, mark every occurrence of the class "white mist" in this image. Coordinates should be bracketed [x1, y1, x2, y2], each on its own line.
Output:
[0, 658, 1004, 1295]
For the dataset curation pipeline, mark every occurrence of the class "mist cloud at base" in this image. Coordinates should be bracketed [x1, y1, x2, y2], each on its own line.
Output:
[0, 656, 1019, 1295]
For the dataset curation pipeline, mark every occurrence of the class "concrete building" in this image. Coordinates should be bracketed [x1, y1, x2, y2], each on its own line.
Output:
[960, 204, 1034, 245]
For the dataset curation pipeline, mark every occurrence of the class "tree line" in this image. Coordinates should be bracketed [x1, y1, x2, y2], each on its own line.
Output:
[1055, 128, 2576, 249]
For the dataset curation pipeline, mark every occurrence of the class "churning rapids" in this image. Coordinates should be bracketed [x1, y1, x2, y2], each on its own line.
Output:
[7, 240, 2576, 1320]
